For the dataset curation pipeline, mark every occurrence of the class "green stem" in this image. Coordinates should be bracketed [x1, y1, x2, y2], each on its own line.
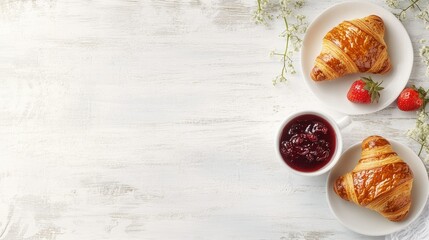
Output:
[283, 16, 289, 33]
[399, 0, 421, 16]
[415, 3, 422, 11]
[257, 0, 262, 11]
[418, 143, 424, 156]
[423, 89, 429, 114]
[281, 17, 290, 79]
[408, 136, 427, 156]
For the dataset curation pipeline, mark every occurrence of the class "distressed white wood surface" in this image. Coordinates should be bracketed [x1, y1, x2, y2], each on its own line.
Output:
[0, 0, 427, 239]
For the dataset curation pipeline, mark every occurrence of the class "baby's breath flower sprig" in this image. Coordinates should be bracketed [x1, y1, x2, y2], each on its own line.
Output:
[253, 0, 308, 85]
[253, 0, 273, 25]
[386, 0, 400, 8]
[407, 110, 429, 158]
[273, 0, 307, 85]
[405, 40, 429, 165]
[406, 84, 429, 164]
[385, 0, 429, 27]
[419, 39, 429, 76]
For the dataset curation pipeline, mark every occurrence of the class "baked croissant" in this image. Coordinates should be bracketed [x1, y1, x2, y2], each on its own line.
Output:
[334, 136, 413, 222]
[311, 15, 392, 81]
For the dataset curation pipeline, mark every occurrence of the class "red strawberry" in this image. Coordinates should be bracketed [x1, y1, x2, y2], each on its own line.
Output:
[397, 86, 427, 111]
[347, 77, 384, 104]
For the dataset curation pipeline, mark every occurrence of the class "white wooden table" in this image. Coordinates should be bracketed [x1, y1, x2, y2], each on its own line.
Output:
[0, 0, 426, 239]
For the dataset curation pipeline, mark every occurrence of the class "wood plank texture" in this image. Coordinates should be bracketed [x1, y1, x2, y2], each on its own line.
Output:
[0, 0, 426, 239]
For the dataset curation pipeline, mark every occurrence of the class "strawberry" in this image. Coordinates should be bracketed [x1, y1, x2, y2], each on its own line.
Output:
[347, 77, 384, 104]
[397, 86, 428, 111]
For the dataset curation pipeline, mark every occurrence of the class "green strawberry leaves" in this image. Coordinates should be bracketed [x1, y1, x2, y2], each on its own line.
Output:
[412, 85, 429, 110]
[361, 76, 384, 103]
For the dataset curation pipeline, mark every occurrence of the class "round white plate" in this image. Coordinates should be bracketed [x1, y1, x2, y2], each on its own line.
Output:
[327, 140, 429, 236]
[301, 1, 413, 115]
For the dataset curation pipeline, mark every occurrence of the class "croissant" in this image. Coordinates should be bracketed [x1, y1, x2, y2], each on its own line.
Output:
[311, 15, 392, 81]
[334, 136, 413, 222]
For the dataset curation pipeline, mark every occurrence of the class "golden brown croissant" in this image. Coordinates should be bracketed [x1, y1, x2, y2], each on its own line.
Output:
[311, 15, 392, 81]
[334, 136, 413, 222]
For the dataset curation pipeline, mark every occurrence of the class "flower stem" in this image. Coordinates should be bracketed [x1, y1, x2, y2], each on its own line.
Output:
[418, 143, 424, 156]
[281, 17, 290, 80]
[399, 0, 421, 17]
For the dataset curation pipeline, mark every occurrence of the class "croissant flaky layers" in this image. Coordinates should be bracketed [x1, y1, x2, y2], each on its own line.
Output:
[311, 15, 392, 81]
[334, 136, 413, 222]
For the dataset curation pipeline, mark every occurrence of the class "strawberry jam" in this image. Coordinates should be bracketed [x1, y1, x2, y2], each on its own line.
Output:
[279, 114, 336, 172]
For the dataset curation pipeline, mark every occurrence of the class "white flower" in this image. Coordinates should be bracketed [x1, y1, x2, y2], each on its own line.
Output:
[294, 0, 305, 9]
[407, 110, 429, 162]
[295, 14, 305, 22]
[253, 0, 273, 25]
[419, 45, 429, 76]
[255, 0, 307, 85]
[385, 0, 399, 8]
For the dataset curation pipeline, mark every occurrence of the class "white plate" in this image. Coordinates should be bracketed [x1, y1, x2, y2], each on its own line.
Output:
[326, 140, 429, 236]
[301, 1, 413, 115]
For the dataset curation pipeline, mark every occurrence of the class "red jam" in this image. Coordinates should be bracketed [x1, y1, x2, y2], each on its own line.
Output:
[279, 114, 336, 172]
